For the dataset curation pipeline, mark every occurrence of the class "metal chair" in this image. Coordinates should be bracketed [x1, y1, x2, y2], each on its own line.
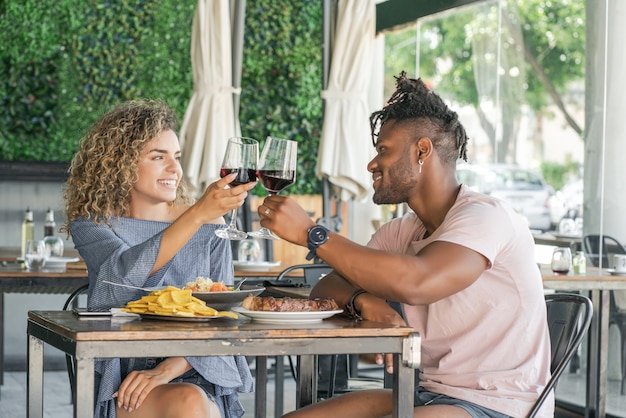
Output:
[275, 262, 356, 400]
[582, 234, 626, 268]
[582, 234, 626, 393]
[527, 293, 593, 418]
[276, 263, 386, 399]
[62, 283, 89, 405]
[276, 262, 332, 285]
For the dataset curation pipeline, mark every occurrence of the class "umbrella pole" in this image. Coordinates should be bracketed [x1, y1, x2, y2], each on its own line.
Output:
[232, 0, 246, 134]
[319, 0, 342, 234]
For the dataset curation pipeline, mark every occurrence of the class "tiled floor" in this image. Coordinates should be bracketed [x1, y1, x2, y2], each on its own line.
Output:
[555, 369, 626, 417]
[2, 362, 626, 418]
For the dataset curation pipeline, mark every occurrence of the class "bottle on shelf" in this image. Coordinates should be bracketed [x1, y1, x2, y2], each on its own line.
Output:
[43, 207, 64, 257]
[21, 207, 35, 259]
[44, 208, 56, 237]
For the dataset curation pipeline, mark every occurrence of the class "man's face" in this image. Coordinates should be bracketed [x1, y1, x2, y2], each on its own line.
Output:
[368, 121, 417, 205]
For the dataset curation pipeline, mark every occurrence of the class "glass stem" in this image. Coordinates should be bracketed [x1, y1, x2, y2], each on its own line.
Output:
[228, 207, 239, 230]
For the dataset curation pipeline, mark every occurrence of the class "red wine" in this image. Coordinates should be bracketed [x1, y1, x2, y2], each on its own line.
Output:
[220, 168, 257, 186]
[257, 170, 295, 193]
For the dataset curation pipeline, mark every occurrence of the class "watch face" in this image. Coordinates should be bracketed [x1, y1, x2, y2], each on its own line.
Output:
[310, 226, 329, 245]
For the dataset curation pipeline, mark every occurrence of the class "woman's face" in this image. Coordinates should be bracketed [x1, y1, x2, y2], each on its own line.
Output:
[130, 129, 183, 208]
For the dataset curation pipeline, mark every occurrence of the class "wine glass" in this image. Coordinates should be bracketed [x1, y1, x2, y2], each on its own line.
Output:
[248, 136, 298, 240]
[214, 137, 259, 240]
[24, 239, 49, 271]
[551, 247, 572, 274]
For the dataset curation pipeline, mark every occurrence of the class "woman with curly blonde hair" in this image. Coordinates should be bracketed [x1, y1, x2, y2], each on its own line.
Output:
[62, 99, 255, 418]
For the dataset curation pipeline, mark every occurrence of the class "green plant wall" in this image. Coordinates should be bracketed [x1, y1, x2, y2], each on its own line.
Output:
[0, 0, 196, 162]
[240, 0, 323, 195]
[0, 0, 323, 195]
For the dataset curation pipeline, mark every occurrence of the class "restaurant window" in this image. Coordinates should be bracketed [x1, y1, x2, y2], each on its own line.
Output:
[378, 1, 626, 416]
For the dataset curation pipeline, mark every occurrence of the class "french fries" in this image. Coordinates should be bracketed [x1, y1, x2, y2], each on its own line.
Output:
[122, 285, 237, 318]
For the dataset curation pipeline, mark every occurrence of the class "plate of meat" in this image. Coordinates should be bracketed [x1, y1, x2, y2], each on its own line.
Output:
[233, 295, 343, 324]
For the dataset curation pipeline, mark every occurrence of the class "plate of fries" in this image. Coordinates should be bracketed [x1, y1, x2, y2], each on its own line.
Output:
[122, 286, 238, 321]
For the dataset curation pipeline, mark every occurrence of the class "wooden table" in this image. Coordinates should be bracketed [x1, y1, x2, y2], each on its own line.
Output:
[27, 311, 419, 418]
[0, 247, 288, 389]
[234, 266, 287, 278]
[542, 266, 626, 418]
[533, 232, 582, 251]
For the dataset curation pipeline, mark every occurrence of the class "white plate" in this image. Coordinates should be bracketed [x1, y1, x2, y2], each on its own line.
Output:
[17, 256, 79, 268]
[233, 261, 281, 271]
[606, 269, 626, 276]
[232, 307, 343, 324]
[192, 286, 265, 310]
[139, 313, 237, 322]
[46, 256, 80, 268]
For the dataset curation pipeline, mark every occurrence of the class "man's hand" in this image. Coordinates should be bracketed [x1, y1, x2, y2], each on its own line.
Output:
[259, 195, 316, 246]
[358, 293, 408, 374]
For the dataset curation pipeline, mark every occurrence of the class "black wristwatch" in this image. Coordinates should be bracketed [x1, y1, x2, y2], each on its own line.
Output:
[306, 224, 330, 261]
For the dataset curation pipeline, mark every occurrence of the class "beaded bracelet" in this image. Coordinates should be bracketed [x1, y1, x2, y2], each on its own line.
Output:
[345, 289, 367, 321]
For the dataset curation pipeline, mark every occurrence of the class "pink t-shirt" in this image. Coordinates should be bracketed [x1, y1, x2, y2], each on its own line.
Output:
[368, 185, 553, 417]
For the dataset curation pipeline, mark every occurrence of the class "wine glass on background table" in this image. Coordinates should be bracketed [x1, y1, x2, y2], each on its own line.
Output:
[248, 136, 297, 240]
[214, 137, 259, 240]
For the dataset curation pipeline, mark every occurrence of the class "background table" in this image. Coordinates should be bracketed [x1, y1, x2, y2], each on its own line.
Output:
[0, 262, 88, 387]
[27, 311, 419, 418]
[542, 266, 626, 418]
[533, 232, 582, 253]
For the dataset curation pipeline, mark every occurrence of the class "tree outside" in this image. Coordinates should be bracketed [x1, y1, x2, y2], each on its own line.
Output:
[383, 0, 585, 192]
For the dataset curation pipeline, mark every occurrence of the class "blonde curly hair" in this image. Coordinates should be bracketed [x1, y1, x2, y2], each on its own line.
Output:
[61, 99, 194, 234]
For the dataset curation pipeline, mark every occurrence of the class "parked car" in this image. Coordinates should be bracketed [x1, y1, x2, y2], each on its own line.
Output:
[456, 163, 555, 232]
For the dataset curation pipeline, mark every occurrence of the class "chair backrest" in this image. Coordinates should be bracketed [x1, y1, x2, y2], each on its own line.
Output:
[582, 234, 626, 268]
[62, 283, 89, 406]
[527, 293, 593, 418]
[62, 283, 89, 311]
[276, 263, 332, 285]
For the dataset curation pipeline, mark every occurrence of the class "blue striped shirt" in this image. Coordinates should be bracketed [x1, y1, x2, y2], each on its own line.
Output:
[71, 216, 253, 418]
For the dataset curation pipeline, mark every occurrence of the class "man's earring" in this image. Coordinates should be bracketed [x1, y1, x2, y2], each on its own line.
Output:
[418, 159, 423, 174]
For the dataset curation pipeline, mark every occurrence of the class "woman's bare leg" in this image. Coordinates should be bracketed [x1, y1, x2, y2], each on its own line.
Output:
[116, 382, 221, 418]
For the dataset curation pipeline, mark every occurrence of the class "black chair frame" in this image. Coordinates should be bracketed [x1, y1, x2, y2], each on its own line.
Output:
[582, 233, 626, 393]
[527, 293, 592, 418]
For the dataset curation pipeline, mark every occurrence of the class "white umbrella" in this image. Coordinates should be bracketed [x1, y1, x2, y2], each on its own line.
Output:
[179, 0, 241, 193]
[317, 0, 377, 202]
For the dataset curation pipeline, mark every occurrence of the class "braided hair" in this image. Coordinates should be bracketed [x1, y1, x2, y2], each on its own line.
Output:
[370, 71, 469, 164]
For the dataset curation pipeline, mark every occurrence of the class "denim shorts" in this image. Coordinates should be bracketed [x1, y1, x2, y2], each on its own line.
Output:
[414, 387, 511, 418]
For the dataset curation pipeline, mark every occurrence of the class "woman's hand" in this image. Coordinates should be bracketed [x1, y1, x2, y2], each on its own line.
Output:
[113, 357, 191, 413]
[195, 173, 257, 222]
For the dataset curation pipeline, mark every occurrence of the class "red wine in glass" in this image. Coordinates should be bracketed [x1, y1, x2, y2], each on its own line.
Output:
[248, 137, 298, 240]
[221, 168, 258, 186]
[257, 169, 295, 194]
[214, 137, 259, 241]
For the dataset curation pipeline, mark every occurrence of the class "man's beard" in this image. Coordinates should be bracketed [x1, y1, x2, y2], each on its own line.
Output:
[372, 158, 414, 205]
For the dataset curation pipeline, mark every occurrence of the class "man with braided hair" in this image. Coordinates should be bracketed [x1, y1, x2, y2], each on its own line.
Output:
[260, 72, 552, 418]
